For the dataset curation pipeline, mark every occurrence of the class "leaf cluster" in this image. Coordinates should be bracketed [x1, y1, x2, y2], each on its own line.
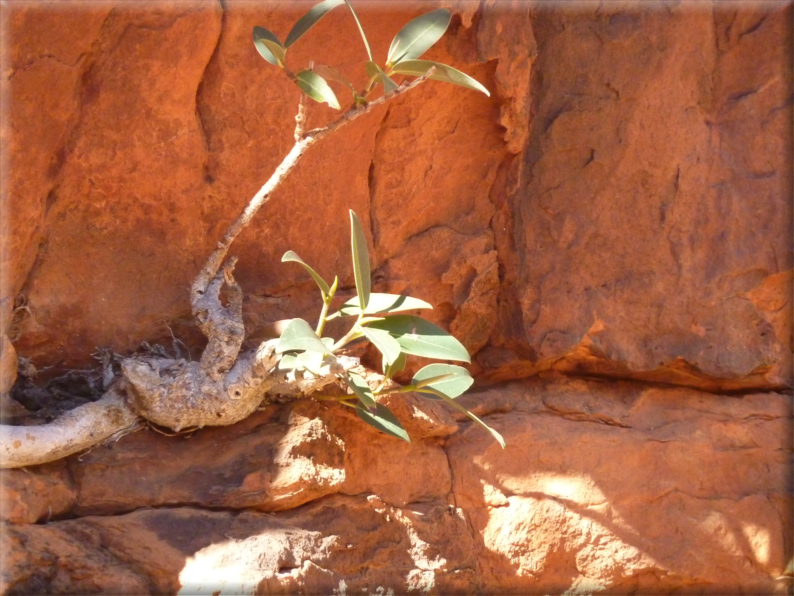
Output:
[253, 1, 489, 111]
[276, 211, 504, 448]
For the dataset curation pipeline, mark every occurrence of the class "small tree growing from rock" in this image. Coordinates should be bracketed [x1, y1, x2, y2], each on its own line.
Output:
[0, 1, 503, 469]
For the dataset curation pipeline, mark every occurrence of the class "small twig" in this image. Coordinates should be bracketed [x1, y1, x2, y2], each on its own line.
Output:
[331, 311, 365, 352]
[294, 93, 307, 142]
[162, 320, 191, 360]
[314, 275, 338, 337]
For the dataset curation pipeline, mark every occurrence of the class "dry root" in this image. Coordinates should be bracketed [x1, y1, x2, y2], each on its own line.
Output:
[0, 260, 357, 469]
[0, 74, 435, 469]
[0, 384, 138, 469]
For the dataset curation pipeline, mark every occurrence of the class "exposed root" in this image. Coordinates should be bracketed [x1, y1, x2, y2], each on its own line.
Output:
[0, 72, 433, 470]
[0, 384, 138, 469]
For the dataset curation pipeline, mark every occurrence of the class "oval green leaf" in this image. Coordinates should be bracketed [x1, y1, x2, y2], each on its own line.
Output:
[253, 26, 286, 66]
[367, 315, 471, 363]
[277, 353, 299, 371]
[390, 59, 490, 96]
[343, 0, 373, 60]
[295, 70, 341, 109]
[312, 64, 354, 90]
[424, 387, 505, 448]
[296, 350, 325, 375]
[276, 318, 332, 354]
[356, 403, 411, 442]
[345, 370, 377, 410]
[349, 210, 371, 311]
[361, 327, 402, 366]
[285, 0, 345, 48]
[387, 8, 451, 66]
[282, 250, 330, 297]
[339, 293, 432, 317]
[365, 61, 399, 93]
[383, 351, 406, 379]
[413, 363, 473, 398]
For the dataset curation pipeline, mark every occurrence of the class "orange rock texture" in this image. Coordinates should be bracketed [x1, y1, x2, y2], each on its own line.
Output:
[2, 375, 791, 593]
[4, 0, 789, 391]
[0, 0, 791, 594]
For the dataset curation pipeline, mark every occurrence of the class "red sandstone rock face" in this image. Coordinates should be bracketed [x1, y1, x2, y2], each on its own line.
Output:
[2, 1, 789, 390]
[2, 375, 790, 594]
[481, 3, 793, 391]
[1, 2, 792, 595]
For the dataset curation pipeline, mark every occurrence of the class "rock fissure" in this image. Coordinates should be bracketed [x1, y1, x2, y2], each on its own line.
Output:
[553, 370, 792, 397]
[541, 407, 632, 428]
[367, 104, 392, 252]
[2, 2, 791, 593]
[193, 9, 224, 160]
[5, 52, 89, 82]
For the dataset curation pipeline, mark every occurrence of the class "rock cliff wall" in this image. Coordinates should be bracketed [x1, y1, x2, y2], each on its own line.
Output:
[4, 0, 790, 391]
[1, 0, 791, 594]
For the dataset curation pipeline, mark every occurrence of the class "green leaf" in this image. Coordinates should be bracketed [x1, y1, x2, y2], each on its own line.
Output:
[277, 353, 299, 371]
[312, 64, 354, 90]
[339, 293, 432, 317]
[383, 351, 406, 379]
[253, 26, 286, 66]
[280, 350, 336, 375]
[361, 327, 402, 366]
[295, 70, 341, 109]
[345, 371, 377, 410]
[356, 402, 411, 442]
[390, 59, 490, 96]
[425, 387, 505, 448]
[343, 0, 373, 60]
[349, 210, 371, 311]
[367, 315, 471, 363]
[296, 350, 325, 375]
[285, 0, 345, 48]
[387, 8, 451, 65]
[413, 363, 473, 398]
[365, 60, 399, 93]
[276, 318, 332, 354]
[358, 316, 385, 325]
[282, 250, 330, 297]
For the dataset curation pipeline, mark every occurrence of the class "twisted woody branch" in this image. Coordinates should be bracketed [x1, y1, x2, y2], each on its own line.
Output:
[0, 71, 435, 469]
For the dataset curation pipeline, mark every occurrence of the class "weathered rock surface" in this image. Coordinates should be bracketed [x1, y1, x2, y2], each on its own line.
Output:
[3, 1, 789, 390]
[66, 394, 457, 516]
[1, 2, 792, 595]
[2, 375, 790, 594]
[0, 459, 76, 524]
[449, 376, 792, 594]
[481, 2, 793, 390]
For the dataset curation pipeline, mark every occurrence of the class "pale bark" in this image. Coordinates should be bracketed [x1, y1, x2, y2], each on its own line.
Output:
[0, 384, 138, 469]
[0, 72, 434, 469]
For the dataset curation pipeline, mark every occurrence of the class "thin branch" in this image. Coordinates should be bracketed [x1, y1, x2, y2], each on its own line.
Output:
[191, 68, 437, 310]
[294, 93, 307, 142]
[304, 66, 436, 141]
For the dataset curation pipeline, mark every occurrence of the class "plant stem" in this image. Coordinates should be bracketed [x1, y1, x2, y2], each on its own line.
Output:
[314, 394, 358, 408]
[294, 92, 307, 142]
[191, 67, 437, 311]
[330, 312, 364, 352]
[315, 278, 338, 336]
[315, 299, 331, 336]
